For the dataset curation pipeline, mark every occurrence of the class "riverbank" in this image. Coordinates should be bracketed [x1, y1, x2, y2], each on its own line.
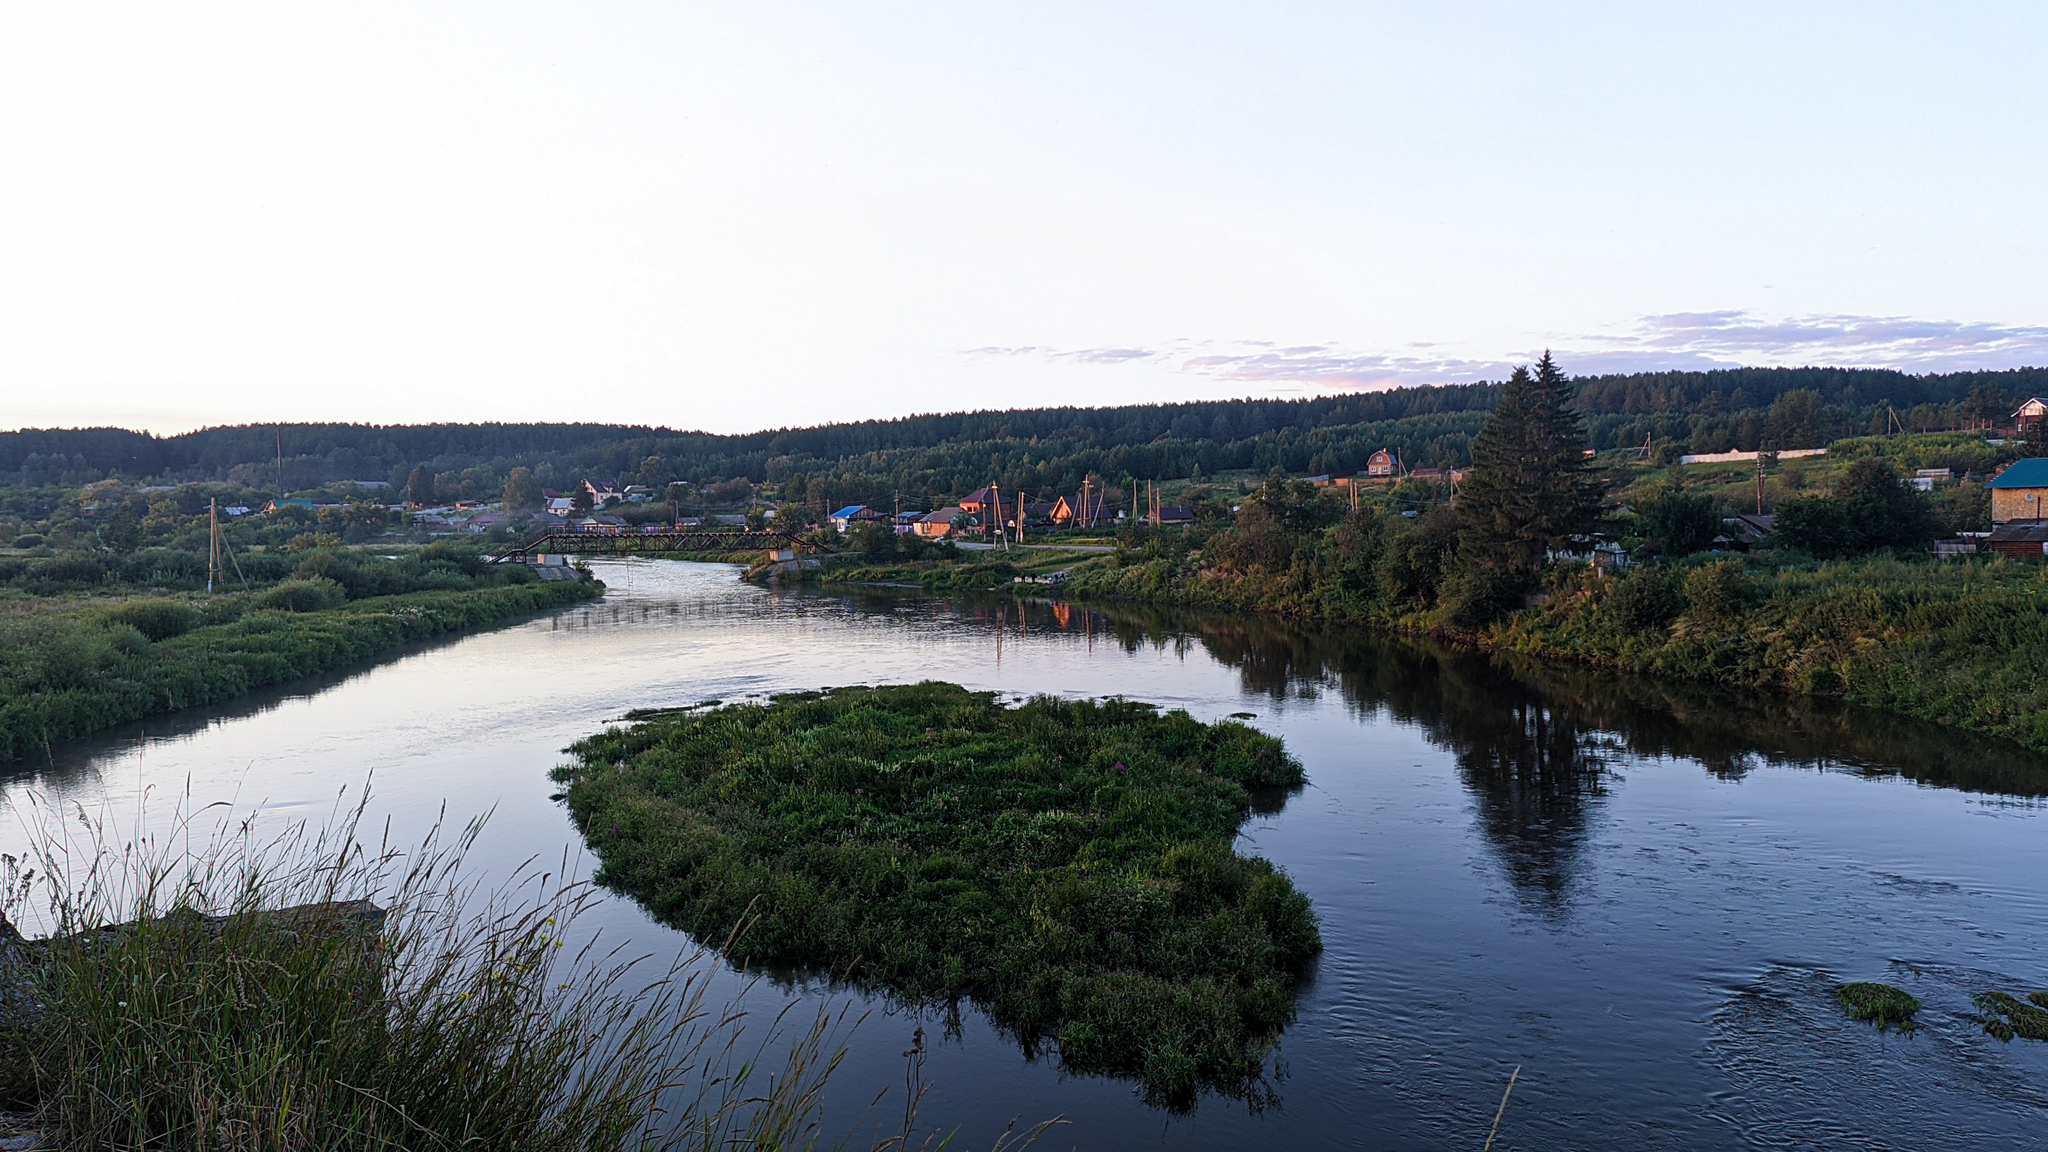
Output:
[0, 571, 601, 760]
[1055, 549, 2048, 756]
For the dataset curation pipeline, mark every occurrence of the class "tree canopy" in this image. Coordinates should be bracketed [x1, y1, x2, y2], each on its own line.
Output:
[1456, 353, 1603, 571]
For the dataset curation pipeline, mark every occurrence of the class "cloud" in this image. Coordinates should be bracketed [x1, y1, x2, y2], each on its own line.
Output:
[1614, 312, 2048, 369]
[965, 311, 2048, 392]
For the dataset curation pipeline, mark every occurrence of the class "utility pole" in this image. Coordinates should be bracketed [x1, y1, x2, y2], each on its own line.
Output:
[1756, 455, 1766, 515]
[276, 430, 284, 491]
[207, 498, 219, 593]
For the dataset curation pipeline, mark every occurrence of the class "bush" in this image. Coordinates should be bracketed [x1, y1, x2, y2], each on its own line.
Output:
[253, 577, 347, 613]
[1681, 559, 1757, 621]
[1605, 567, 1684, 630]
[105, 599, 201, 642]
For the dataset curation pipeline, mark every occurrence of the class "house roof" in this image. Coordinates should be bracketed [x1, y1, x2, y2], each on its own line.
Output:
[828, 505, 868, 519]
[961, 486, 998, 505]
[1990, 522, 2048, 542]
[1987, 459, 2048, 489]
[2012, 398, 2048, 415]
[920, 506, 965, 522]
[1156, 506, 1195, 522]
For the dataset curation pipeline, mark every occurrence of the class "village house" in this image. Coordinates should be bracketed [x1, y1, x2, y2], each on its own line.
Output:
[915, 506, 967, 538]
[1715, 513, 1776, 551]
[957, 487, 1000, 515]
[829, 504, 888, 532]
[1987, 459, 2048, 523]
[579, 478, 625, 506]
[1366, 448, 1402, 478]
[1989, 522, 2048, 559]
[1151, 506, 1196, 526]
[1050, 490, 1107, 526]
[2012, 399, 2048, 436]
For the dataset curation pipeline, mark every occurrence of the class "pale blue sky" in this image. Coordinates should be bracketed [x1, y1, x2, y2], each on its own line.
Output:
[2, 3, 2044, 433]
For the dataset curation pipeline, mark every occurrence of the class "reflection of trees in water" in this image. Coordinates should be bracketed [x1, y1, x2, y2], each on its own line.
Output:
[824, 588, 2048, 913]
[965, 593, 2048, 914]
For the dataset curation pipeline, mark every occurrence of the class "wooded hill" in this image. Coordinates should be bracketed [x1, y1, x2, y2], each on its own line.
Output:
[7, 365, 2043, 509]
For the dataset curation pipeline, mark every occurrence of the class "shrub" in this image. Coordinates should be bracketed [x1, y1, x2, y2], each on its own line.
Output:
[105, 599, 201, 642]
[1681, 558, 1757, 621]
[252, 577, 347, 613]
[1605, 567, 1684, 630]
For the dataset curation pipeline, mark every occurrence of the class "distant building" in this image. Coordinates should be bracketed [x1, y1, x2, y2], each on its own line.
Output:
[1366, 448, 1402, 478]
[579, 478, 625, 506]
[622, 485, 653, 503]
[1989, 522, 2048, 559]
[958, 487, 1000, 515]
[915, 506, 967, 538]
[1050, 490, 1107, 527]
[264, 498, 315, 514]
[1987, 459, 2048, 523]
[2012, 398, 2048, 435]
[1911, 468, 1953, 492]
[1716, 513, 1776, 550]
[1152, 506, 1196, 526]
[829, 504, 887, 532]
[545, 497, 575, 515]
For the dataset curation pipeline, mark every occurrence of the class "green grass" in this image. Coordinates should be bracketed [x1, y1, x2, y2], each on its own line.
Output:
[553, 682, 1319, 1109]
[0, 794, 1034, 1151]
[0, 572, 601, 761]
[1836, 982, 1921, 1032]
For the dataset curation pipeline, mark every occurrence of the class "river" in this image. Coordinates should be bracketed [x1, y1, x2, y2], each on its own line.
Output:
[6, 559, 2048, 1150]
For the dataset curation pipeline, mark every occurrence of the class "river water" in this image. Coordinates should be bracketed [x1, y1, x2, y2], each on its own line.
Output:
[6, 559, 2048, 1150]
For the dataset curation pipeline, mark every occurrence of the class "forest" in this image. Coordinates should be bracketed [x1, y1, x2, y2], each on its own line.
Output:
[4, 365, 2042, 515]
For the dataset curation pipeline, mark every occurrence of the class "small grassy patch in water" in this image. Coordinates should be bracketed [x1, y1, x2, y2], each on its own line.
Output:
[555, 681, 1319, 1108]
[1972, 990, 2048, 1042]
[1836, 982, 1921, 1032]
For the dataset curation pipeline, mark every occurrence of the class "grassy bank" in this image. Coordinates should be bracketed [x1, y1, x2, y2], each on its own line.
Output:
[0, 796, 1037, 1150]
[1059, 543, 2048, 755]
[0, 550, 601, 760]
[554, 683, 1319, 1108]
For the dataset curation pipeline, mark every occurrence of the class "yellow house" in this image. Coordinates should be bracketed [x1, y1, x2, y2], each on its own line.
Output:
[1988, 459, 2048, 523]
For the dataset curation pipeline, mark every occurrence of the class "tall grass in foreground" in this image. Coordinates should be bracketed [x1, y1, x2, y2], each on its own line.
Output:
[0, 790, 1054, 1151]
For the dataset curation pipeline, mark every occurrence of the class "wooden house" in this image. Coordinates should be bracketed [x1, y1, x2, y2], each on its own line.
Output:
[1987, 459, 2048, 523]
[1989, 522, 2048, 559]
[1366, 448, 1402, 478]
[915, 507, 966, 538]
[2013, 398, 2048, 436]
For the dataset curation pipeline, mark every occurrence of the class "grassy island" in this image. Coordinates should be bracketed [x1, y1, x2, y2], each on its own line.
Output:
[555, 682, 1320, 1106]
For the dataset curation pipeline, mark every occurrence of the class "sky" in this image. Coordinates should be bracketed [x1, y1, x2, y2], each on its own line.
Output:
[2, 2, 2045, 436]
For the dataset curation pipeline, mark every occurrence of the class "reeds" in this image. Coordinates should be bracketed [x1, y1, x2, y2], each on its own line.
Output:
[0, 789, 1049, 1150]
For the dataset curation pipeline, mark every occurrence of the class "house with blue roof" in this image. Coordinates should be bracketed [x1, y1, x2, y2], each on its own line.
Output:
[829, 504, 886, 532]
[1987, 458, 2048, 523]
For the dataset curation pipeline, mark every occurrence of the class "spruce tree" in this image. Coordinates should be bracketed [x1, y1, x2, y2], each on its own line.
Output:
[1456, 352, 1602, 571]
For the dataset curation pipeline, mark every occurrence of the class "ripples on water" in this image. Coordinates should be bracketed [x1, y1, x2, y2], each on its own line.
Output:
[5, 559, 2048, 1150]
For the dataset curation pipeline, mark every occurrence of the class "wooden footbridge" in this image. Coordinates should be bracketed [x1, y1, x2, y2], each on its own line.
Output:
[487, 527, 833, 564]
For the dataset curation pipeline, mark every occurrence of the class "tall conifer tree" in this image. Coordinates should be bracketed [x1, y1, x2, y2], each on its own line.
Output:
[1457, 352, 1602, 571]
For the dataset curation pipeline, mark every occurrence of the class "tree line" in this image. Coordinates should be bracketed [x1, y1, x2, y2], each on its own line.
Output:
[5, 366, 2043, 509]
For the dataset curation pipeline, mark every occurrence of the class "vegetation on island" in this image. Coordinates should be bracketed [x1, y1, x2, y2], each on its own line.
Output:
[1836, 982, 1921, 1032]
[554, 682, 1320, 1108]
[0, 543, 600, 761]
[0, 798, 1025, 1151]
[1972, 990, 2048, 1043]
